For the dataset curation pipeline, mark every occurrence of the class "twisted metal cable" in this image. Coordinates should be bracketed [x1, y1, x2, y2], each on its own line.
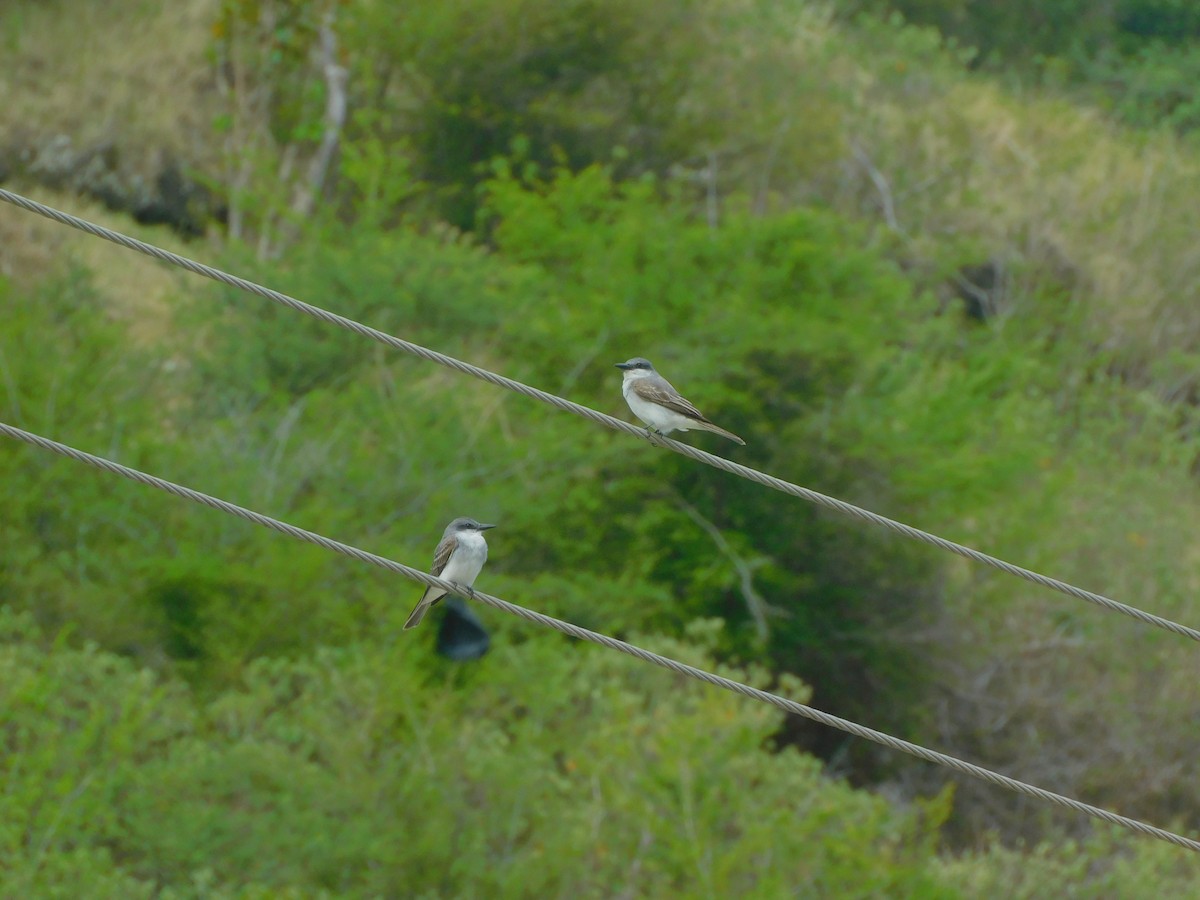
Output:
[1, 420, 1197, 853]
[2, 188, 1197, 643]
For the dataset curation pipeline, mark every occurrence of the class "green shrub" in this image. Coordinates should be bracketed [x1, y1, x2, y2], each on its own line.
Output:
[0, 608, 956, 896]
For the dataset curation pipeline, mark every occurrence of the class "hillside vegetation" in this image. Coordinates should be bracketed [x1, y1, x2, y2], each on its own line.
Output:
[2, 0, 1200, 894]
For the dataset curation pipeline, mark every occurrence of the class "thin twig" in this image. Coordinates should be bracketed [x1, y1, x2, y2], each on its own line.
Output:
[674, 494, 778, 642]
[851, 141, 901, 233]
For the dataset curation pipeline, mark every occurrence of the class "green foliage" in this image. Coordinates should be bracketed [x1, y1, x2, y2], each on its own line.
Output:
[1084, 41, 1200, 131]
[0, 608, 955, 896]
[131, 162, 948, 754]
[0, 266, 157, 438]
[338, 0, 703, 227]
[209, 0, 372, 255]
[0, 268, 172, 644]
[8, 146, 1200, 863]
[7, 0, 1200, 888]
[476, 164, 951, 738]
[321, 0, 848, 228]
[188, 226, 544, 400]
[856, 0, 1200, 133]
[937, 827, 1200, 897]
[862, 0, 1109, 64]
[0, 609, 191, 897]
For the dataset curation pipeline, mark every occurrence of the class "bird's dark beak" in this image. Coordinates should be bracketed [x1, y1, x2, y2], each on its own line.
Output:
[614, 362, 632, 370]
[478, 523, 497, 531]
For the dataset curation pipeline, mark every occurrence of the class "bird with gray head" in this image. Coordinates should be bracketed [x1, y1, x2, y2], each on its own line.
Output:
[615, 357, 745, 445]
[404, 517, 496, 630]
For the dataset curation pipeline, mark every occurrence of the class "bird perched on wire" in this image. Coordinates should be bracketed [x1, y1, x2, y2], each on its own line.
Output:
[615, 357, 745, 445]
[404, 517, 496, 630]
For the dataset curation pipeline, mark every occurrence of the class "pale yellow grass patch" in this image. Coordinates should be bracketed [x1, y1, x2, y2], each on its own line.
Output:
[0, 0, 222, 167]
[955, 84, 1200, 328]
[845, 69, 1200, 362]
[0, 185, 198, 347]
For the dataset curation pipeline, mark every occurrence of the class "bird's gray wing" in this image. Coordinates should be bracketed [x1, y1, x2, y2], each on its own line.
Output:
[429, 533, 458, 578]
[404, 533, 459, 630]
[630, 375, 712, 423]
[418, 533, 458, 602]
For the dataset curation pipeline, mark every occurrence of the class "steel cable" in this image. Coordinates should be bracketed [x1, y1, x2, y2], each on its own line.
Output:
[2, 420, 1198, 853]
[1, 187, 1197, 645]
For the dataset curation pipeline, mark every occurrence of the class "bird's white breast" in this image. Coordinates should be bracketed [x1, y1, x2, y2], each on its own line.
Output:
[622, 373, 693, 433]
[441, 531, 489, 586]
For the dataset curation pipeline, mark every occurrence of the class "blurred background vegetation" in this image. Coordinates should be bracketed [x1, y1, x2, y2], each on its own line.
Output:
[2, 0, 1200, 894]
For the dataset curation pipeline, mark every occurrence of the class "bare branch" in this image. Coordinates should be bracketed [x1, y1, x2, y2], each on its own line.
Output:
[674, 494, 779, 642]
[753, 116, 792, 217]
[291, 11, 348, 224]
[705, 150, 719, 231]
[851, 140, 900, 233]
[265, 10, 349, 259]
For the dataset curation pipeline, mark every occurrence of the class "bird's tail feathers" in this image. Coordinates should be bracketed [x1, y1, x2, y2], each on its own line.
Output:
[403, 602, 431, 630]
[695, 420, 746, 445]
[403, 588, 445, 630]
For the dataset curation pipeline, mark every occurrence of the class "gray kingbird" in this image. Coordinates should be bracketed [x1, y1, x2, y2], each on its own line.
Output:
[404, 517, 496, 630]
[615, 357, 745, 445]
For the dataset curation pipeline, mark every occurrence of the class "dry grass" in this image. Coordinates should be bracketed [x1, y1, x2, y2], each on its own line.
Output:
[954, 84, 1200, 338]
[669, 5, 1200, 380]
[5, 0, 1199, 377]
[0, 0, 222, 168]
[826, 45, 1200, 378]
[0, 0, 226, 347]
[0, 184, 191, 346]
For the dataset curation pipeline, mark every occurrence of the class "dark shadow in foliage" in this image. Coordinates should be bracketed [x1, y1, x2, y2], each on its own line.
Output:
[496, 343, 940, 783]
[395, 0, 696, 229]
[955, 260, 1007, 322]
[657, 443, 940, 782]
[140, 568, 270, 682]
[185, 227, 533, 406]
[1115, 0, 1200, 44]
[563, 347, 935, 781]
[131, 161, 218, 239]
[147, 578, 208, 662]
[854, 0, 1119, 66]
[853, 1, 1200, 132]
